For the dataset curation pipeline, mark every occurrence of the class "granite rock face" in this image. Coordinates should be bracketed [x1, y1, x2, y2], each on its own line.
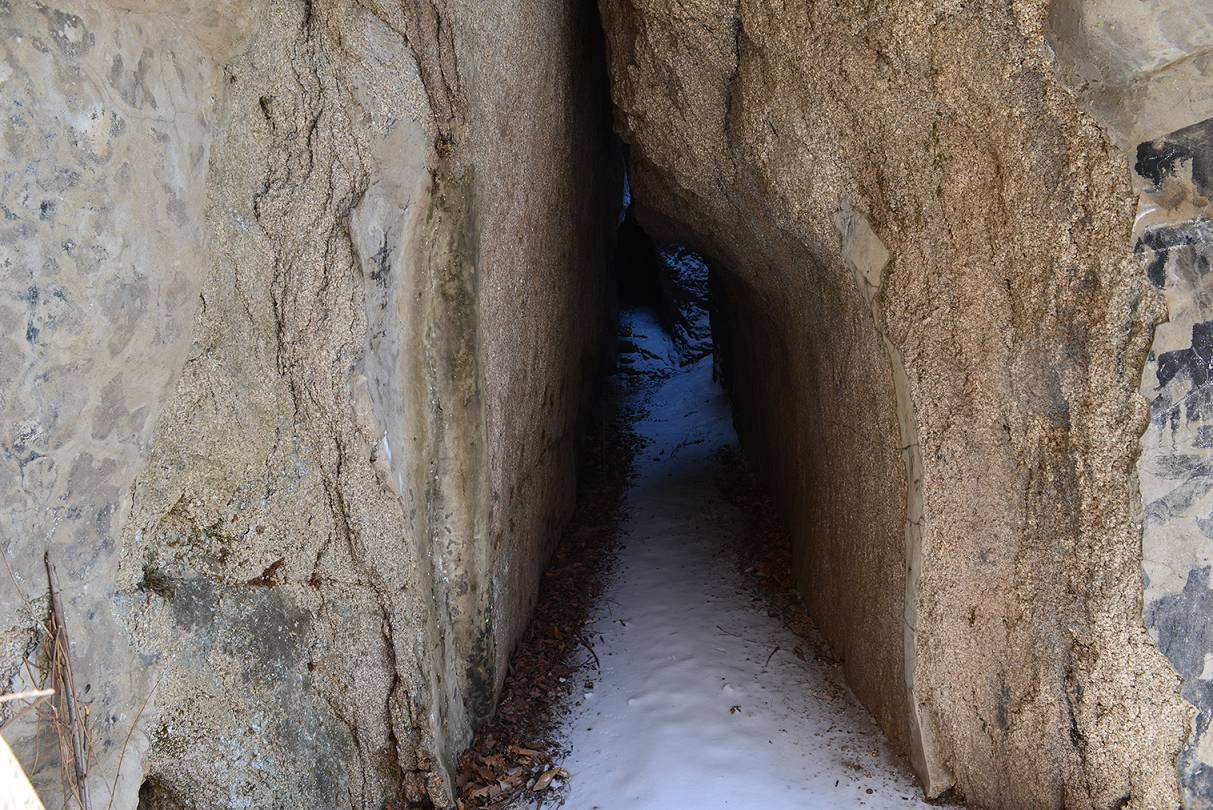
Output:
[597, 0, 1209, 806]
[1135, 116, 1213, 808]
[1046, 0, 1213, 149]
[0, 1, 618, 807]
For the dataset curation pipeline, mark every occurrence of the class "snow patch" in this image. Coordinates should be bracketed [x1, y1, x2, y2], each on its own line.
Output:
[555, 308, 929, 808]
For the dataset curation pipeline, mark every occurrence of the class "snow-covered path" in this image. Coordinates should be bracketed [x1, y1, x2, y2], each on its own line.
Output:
[556, 308, 930, 809]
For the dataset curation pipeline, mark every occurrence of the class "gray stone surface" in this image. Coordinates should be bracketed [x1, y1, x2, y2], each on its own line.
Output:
[655, 243, 712, 366]
[1046, 6, 1213, 803]
[1047, 0, 1213, 147]
[0, 3, 252, 805]
[0, 0, 618, 806]
[1135, 117, 1213, 808]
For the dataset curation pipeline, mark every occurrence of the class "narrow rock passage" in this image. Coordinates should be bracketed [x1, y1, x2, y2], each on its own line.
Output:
[556, 307, 930, 809]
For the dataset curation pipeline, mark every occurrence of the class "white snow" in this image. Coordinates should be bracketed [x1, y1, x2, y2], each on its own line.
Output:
[555, 308, 931, 809]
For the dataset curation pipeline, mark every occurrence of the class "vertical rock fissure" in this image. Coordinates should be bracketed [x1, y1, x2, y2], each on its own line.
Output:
[253, 15, 440, 805]
[353, 0, 468, 142]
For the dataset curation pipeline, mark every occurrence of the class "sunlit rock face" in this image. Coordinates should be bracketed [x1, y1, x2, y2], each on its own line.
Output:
[0, 1, 618, 807]
[1045, 5, 1213, 804]
[1135, 117, 1213, 808]
[597, 0, 1210, 806]
[1046, 0, 1213, 149]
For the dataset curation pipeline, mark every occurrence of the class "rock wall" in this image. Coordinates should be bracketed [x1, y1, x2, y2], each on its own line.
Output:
[0, 3, 256, 805]
[1043, 8, 1213, 805]
[598, 0, 1204, 806]
[1046, 0, 1213, 149]
[5, 0, 1209, 806]
[0, 0, 618, 807]
[1134, 118, 1213, 808]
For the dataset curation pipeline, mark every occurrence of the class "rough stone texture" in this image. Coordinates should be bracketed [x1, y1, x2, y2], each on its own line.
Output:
[1136, 117, 1213, 808]
[1046, 0, 1213, 149]
[0, 0, 617, 807]
[0, 3, 255, 806]
[598, 0, 1195, 806]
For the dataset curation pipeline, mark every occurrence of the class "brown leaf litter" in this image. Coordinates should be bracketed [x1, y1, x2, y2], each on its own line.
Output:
[454, 389, 646, 809]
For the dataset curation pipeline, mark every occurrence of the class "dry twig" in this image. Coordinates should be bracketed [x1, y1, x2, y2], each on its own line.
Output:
[44, 552, 92, 810]
[763, 645, 781, 669]
[573, 630, 600, 671]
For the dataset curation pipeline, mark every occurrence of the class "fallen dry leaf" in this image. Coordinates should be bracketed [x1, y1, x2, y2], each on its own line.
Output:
[453, 405, 642, 808]
[532, 767, 569, 792]
[508, 745, 543, 758]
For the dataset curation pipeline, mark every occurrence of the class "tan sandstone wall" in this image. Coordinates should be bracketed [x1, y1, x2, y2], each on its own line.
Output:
[599, 0, 1194, 806]
[0, 0, 618, 807]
